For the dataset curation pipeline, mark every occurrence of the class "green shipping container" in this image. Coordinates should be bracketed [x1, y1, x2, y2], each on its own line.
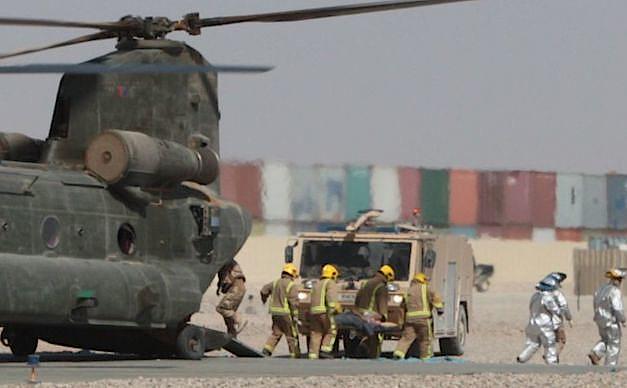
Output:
[420, 169, 450, 227]
[345, 166, 371, 220]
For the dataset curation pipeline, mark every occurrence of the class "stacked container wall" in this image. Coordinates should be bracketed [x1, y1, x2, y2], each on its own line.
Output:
[289, 165, 320, 222]
[504, 171, 532, 225]
[371, 166, 401, 222]
[607, 174, 627, 230]
[449, 169, 478, 226]
[345, 166, 372, 220]
[555, 173, 583, 228]
[262, 161, 291, 222]
[398, 167, 421, 222]
[219, 162, 263, 219]
[420, 169, 450, 227]
[478, 171, 506, 225]
[530, 172, 556, 228]
[582, 175, 608, 229]
[318, 166, 346, 222]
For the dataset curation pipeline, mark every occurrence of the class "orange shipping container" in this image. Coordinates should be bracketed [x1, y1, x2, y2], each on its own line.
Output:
[449, 169, 479, 226]
[398, 167, 421, 222]
[555, 228, 583, 242]
[219, 162, 263, 219]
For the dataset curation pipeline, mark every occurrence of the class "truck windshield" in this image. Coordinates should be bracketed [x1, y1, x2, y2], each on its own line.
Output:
[300, 240, 411, 281]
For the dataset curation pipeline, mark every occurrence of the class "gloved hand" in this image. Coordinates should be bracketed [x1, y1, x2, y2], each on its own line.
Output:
[216, 288, 220, 296]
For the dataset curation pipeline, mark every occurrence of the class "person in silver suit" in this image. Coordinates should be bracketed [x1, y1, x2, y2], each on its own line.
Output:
[588, 268, 626, 367]
[545, 272, 572, 357]
[517, 277, 561, 365]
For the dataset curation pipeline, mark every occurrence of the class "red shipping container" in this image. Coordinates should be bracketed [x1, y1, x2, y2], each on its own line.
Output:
[555, 228, 583, 242]
[449, 169, 478, 226]
[502, 225, 533, 240]
[530, 172, 556, 228]
[504, 171, 532, 225]
[219, 162, 263, 219]
[477, 225, 504, 239]
[478, 171, 506, 225]
[398, 167, 421, 221]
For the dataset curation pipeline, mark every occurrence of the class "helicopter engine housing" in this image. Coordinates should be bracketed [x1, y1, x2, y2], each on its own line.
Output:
[85, 129, 219, 187]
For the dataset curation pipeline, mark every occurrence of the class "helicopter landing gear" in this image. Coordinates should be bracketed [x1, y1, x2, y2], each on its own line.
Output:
[1, 328, 39, 357]
[175, 324, 206, 360]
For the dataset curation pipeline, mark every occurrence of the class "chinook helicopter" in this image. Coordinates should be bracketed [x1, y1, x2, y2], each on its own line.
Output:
[0, 0, 474, 360]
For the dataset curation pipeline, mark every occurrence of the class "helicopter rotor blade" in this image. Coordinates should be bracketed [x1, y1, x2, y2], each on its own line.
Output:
[0, 17, 134, 31]
[199, 0, 475, 27]
[0, 63, 273, 74]
[0, 31, 117, 60]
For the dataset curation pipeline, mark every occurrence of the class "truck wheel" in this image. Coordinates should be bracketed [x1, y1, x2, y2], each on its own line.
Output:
[175, 325, 206, 360]
[3, 329, 38, 357]
[439, 307, 467, 356]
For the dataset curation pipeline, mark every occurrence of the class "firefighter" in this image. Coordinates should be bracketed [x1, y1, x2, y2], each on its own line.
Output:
[545, 272, 572, 357]
[215, 260, 247, 337]
[588, 268, 626, 366]
[516, 277, 561, 365]
[260, 263, 301, 358]
[393, 272, 443, 360]
[354, 264, 395, 358]
[308, 264, 341, 359]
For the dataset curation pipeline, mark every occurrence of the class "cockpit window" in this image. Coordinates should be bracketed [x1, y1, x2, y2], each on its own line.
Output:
[300, 240, 411, 281]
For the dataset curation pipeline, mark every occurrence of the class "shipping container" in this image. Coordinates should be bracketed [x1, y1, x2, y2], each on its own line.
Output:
[448, 226, 478, 239]
[502, 225, 533, 240]
[398, 167, 421, 222]
[371, 166, 401, 222]
[530, 172, 556, 228]
[420, 169, 449, 227]
[262, 161, 291, 221]
[504, 171, 532, 225]
[532, 228, 556, 243]
[345, 166, 372, 220]
[289, 165, 320, 222]
[219, 162, 263, 219]
[607, 174, 627, 230]
[555, 173, 584, 228]
[477, 225, 503, 239]
[555, 228, 583, 242]
[318, 166, 346, 222]
[264, 222, 291, 236]
[582, 175, 608, 229]
[478, 171, 506, 225]
[449, 169, 478, 226]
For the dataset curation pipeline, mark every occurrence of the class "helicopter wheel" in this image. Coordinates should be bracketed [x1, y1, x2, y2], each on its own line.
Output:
[175, 325, 206, 360]
[1, 328, 38, 357]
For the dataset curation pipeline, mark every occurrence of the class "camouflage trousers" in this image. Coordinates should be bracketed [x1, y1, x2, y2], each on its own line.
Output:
[393, 319, 432, 359]
[216, 283, 246, 336]
[308, 313, 337, 359]
[263, 315, 300, 358]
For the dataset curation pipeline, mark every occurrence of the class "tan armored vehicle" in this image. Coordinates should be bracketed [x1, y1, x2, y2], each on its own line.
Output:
[284, 210, 474, 357]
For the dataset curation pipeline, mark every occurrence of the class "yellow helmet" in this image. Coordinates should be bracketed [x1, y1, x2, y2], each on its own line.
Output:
[321, 264, 339, 280]
[379, 265, 395, 282]
[414, 272, 429, 283]
[605, 268, 626, 280]
[282, 263, 299, 278]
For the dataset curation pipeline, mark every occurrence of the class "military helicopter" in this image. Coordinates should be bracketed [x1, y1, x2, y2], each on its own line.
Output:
[0, 0, 474, 360]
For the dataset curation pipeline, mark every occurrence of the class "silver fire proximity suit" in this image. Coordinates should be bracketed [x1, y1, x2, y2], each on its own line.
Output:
[517, 290, 561, 364]
[589, 282, 626, 366]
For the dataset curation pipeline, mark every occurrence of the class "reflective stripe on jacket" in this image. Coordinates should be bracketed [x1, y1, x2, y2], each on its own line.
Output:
[310, 278, 339, 314]
[260, 276, 297, 316]
[404, 280, 443, 323]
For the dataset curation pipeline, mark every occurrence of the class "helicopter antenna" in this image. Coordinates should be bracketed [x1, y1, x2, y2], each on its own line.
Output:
[0, 0, 476, 60]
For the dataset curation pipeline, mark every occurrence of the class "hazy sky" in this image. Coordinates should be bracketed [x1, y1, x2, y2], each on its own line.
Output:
[1, 0, 626, 174]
